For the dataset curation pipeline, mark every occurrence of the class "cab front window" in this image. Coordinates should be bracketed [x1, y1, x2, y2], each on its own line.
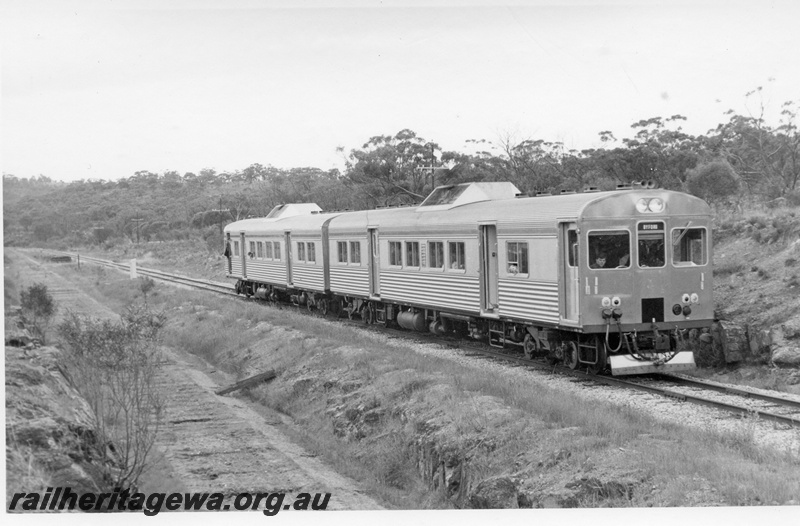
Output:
[588, 230, 630, 269]
[638, 221, 665, 268]
[672, 227, 707, 266]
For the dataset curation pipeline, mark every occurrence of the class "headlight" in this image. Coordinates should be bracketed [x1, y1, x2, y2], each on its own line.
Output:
[635, 197, 666, 213]
[601, 297, 611, 307]
[690, 293, 699, 304]
[648, 198, 665, 213]
[682, 305, 692, 316]
[681, 293, 691, 305]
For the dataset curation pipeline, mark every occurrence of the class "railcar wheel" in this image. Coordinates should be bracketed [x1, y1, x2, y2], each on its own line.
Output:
[566, 341, 579, 370]
[319, 299, 329, 316]
[306, 295, 315, 313]
[523, 334, 538, 360]
[362, 303, 374, 324]
[330, 298, 343, 318]
[347, 302, 357, 321]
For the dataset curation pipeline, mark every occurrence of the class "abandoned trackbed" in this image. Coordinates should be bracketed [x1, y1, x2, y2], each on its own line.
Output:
[153, 346, 381, 508]
[9, 250, 382, 510]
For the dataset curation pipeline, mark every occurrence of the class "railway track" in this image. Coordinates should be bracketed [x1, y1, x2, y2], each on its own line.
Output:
[49, 251, 237, 297]
[47, 249, 800, 429]
[443, 343, 800, 427]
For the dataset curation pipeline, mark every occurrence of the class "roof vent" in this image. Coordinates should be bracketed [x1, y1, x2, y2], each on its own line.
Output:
[583, 186, 600, 193]
[418, 182, 521, 211]
[536, 191, 552, 197]
[560, 190, 576, 195]
[616, 184, 632, 190]
[265, 203, 323, 219]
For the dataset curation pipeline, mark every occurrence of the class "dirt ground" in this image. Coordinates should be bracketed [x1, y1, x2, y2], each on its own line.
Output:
[5, 249, 382, 510]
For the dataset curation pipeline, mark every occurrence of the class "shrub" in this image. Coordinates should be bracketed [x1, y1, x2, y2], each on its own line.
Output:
[20, 283, 56, 344]
[686, 161, 739, 203]
[57, 303, 166, 491]
[713, 261, 745, 277]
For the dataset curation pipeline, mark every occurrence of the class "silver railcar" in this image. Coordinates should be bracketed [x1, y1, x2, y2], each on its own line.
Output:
[224, 182, 712, 375]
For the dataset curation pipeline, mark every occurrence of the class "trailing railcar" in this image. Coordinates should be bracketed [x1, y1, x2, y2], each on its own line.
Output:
[224, 181, 712, 375]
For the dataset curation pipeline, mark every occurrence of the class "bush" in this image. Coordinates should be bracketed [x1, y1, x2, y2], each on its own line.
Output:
[20, 283, 56, 344]
[686, 161, 739, 203]
[57, 303, 166, 491]
[202, 226, 223, 254]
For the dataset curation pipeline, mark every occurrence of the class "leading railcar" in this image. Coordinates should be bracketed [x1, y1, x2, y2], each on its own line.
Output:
[223, 181, 713, 375]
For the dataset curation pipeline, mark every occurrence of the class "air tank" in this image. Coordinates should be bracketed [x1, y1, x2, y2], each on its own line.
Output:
[397, 311, 427, 332]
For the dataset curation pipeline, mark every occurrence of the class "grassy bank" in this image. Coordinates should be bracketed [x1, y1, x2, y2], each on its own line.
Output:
[46, 257, 800, 509]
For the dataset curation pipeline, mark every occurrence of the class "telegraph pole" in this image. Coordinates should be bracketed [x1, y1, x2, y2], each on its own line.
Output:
[211, 197, 231, 236]
[130, 215, 145, 244]
[420, 144, 439, 194]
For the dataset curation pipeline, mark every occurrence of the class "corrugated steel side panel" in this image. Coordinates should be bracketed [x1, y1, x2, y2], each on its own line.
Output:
[498, 280, 560, 323]
[231, 259, 242, 276]
[380, 271, 480, 312]
[244, 261, 287, 285]
[290, 264, 325, 292]
[330, 266, 370, 296]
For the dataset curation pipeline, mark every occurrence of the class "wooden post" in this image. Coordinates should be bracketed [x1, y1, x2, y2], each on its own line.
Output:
[215, 370, 277, 396]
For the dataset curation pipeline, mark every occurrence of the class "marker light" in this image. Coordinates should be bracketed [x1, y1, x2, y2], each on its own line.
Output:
[611, 296, 622, 307]
[601, 297, 611, 307]
[690, 293, 699, 304]
[681, 293, 691, 305]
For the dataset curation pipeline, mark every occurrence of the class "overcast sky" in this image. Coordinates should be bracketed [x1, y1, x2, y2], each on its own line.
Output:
[2, 0, 799, 182]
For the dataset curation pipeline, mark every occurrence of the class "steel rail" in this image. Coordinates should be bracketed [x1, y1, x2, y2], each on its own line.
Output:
[461, 346, 800, 427]
[48, 251, 237, 296]
[653, 373, 800, 410]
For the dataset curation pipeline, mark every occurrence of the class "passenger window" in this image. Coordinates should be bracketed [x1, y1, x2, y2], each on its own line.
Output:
[274, 242, 281, 260]
[448, 242, 465, 270]
[389, 242, 402, 266]
[298, 242, 306, 262]
[506, 242, 529, 274]
[588, 231, 630, 269]
[350, 241, 361, 264]
[257, 242, 263, 259]
[428, 241, 444, 268]
[337, 241, 348, 263]
[307, 242, 316, 263]
[406, 241, 420, 267]
[249, 241, 255, 258]
[672, 227, 707, 266]
[638, 222, 665, 268]
[265, 242, 273, 259]
[233, 241, 239, 256]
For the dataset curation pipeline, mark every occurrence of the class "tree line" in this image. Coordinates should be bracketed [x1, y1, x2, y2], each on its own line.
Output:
[4, 89, 798, 249]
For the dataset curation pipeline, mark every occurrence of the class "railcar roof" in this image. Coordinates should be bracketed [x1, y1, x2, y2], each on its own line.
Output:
[224, 187, 710, 236]
[328, 188, 709, 234]
[224, 211, 340, 236]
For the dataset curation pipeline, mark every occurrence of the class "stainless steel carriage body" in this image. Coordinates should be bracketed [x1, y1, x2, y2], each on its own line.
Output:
[224, 184, 712, 375]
